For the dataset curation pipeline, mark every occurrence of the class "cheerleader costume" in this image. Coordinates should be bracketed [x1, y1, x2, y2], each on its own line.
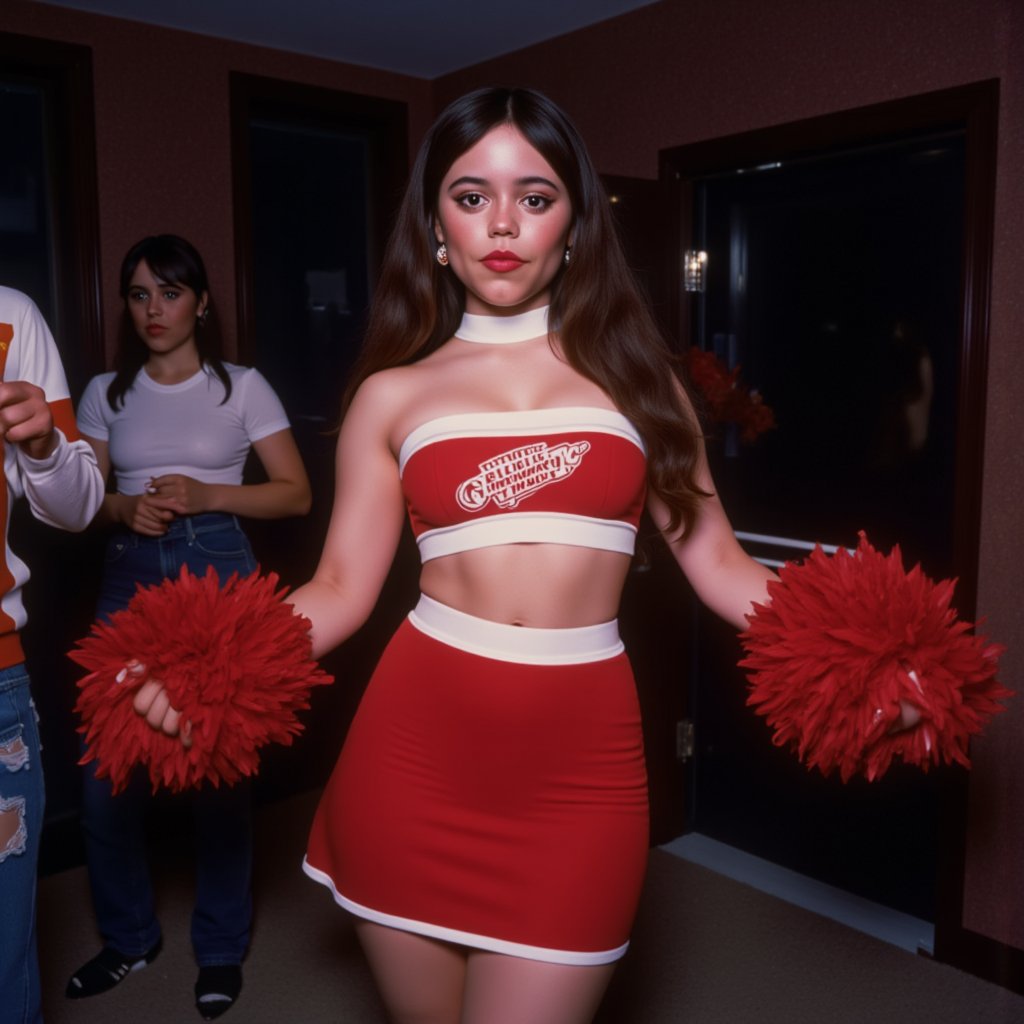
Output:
[303, 307, 651, 965]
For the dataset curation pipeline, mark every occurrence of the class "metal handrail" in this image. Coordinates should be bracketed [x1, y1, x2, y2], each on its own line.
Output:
[735, 530, 853, 568]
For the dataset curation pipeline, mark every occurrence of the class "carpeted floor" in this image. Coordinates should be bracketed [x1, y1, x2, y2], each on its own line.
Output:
[38, 789, 1024, 1023]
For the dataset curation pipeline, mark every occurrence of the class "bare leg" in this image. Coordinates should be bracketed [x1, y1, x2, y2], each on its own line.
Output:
[354, 920, 467, 1024]
[461, 950, 616, 1024]
[0, 796, 27, 860]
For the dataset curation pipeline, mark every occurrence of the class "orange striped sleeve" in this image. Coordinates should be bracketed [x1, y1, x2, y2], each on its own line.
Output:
[49, 396, 82, 442]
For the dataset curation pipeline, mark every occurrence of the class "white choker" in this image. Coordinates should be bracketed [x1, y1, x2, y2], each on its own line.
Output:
[455, 306, 550, 344]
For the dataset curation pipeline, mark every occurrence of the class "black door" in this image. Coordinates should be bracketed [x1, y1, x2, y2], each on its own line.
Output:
[666, 97, 992, 923]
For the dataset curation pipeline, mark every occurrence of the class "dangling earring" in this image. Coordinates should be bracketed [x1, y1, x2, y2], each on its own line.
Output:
[198, 307, 210, 327]
[436, 243, 449, 267]
[563, 246, 572, 265]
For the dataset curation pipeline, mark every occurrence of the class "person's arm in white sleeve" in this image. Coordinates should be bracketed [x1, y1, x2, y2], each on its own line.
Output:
[1, 380, 104, 531]
[0, 291, 104, 530]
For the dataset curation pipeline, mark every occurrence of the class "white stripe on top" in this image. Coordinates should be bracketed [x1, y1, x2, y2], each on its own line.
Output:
[417, 512, 637, 562]
[398, 407, 644, 476]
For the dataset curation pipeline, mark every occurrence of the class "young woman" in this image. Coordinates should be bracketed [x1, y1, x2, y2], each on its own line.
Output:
[137, 93, 916, 1023]
[285, 89, 773, 1024]
[68, 235, 310, 1020]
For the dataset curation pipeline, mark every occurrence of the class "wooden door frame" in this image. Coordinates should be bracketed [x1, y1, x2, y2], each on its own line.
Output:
[660, 80, 1009, 989]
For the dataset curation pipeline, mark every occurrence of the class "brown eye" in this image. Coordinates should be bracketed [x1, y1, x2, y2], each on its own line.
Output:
[523, 195, 552, 210]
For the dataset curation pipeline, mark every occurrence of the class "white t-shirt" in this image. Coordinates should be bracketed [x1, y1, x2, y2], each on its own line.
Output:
[77, 364, 291, 495]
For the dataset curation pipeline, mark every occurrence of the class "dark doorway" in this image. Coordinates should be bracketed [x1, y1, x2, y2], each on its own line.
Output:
[662, 82, 996, 924]
[244, 120, 370, 431]
[229, 76, 416, 802]
[230, 74, 407, 580]
[0, 32, 103, 388]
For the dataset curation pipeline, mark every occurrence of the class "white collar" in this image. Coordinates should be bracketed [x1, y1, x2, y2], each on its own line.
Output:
[454, 305, 550, 344]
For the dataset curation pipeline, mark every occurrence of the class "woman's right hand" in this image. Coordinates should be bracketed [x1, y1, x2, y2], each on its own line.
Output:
[133, 676, 192, 748]
[112, 492, 177, 536]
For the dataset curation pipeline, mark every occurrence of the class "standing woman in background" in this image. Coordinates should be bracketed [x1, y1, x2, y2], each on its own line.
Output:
[66, 235, 311, 1020]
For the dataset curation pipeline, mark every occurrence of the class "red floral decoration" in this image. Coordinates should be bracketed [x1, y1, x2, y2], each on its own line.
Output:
[71, 567, 332, 793]
[685, 347, 776, 442]
[739, 533, 1010, 782]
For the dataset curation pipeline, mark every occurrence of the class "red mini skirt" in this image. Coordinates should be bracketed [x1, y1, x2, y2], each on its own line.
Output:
[303, 595, 649, 965]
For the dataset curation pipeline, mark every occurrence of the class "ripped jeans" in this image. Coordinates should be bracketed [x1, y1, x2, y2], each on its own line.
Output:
[0, 664, 43, 1024]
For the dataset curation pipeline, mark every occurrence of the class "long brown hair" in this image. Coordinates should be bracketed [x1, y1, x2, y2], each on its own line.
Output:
[347, 88, 706, 535]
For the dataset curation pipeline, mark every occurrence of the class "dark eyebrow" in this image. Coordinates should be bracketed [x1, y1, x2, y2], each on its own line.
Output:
[447, 175, 561, 192]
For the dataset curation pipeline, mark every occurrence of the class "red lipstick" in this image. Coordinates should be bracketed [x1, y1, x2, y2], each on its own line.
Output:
[481, 250, 524, 272]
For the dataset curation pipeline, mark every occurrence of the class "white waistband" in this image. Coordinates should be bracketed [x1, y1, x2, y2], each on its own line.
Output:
[417, 513, 637, 562]
[408, 594, 623, 665]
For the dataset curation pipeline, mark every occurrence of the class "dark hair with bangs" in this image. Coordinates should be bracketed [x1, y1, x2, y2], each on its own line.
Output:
[107, 234, 232, 410]
[348, 87, 707, 536]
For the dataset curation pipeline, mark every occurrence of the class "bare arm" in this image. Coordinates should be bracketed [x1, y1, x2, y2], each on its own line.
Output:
[286, 377, 407, 658]
[649, 441, 775, 632]
[656, 433, 922, 730]
[129, 375, 407, 739]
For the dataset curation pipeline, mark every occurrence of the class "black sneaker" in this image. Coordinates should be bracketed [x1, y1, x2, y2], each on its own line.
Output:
[65, 937, 163, 998]
[195, 964, 243, 1020]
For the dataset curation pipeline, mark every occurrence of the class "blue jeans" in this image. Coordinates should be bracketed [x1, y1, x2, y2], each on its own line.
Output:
[80, 514, 257, 965]
[0, 665, 43, 1024]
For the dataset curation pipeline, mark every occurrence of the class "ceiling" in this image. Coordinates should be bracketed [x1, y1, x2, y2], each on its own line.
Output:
[41, 0, 660, 78]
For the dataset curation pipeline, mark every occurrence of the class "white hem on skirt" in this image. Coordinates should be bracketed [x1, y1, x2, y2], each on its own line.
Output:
[301, 857, 630, 966]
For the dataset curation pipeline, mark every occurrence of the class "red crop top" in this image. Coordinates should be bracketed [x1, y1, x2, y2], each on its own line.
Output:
[398, 407, 647, 562]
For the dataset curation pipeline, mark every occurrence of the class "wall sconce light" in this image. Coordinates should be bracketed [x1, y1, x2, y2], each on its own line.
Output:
[683, 249, 708, 292]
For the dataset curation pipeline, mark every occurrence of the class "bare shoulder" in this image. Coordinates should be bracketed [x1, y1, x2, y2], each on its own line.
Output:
[343, 361, 440, 448]
[339, 369, 408, 447]
[348, 362, 433, 415]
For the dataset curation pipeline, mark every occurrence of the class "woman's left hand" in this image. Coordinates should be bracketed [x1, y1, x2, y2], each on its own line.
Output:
[146, 474, 210, 516]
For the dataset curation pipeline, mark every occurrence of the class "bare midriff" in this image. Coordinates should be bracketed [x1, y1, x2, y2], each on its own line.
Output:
[419, 543, 632, 628]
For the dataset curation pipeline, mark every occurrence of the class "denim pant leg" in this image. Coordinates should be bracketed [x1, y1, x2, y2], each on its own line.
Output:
[80, 758, 162, 956]
[80, 531, 167, 956]
[191, 779, 253, 965]
[0, 666, 44, 1024]
[174, 516, 257, 964]
[82, 515, 258, 964]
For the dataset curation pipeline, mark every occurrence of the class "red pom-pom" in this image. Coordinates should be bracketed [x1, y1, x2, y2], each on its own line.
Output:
[70, 567, 332, 793]
[739, 533, 1011, 782]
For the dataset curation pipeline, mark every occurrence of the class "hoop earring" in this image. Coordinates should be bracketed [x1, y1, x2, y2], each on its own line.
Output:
[563, 246, 572, 265]
[436, 244, 449, 267]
